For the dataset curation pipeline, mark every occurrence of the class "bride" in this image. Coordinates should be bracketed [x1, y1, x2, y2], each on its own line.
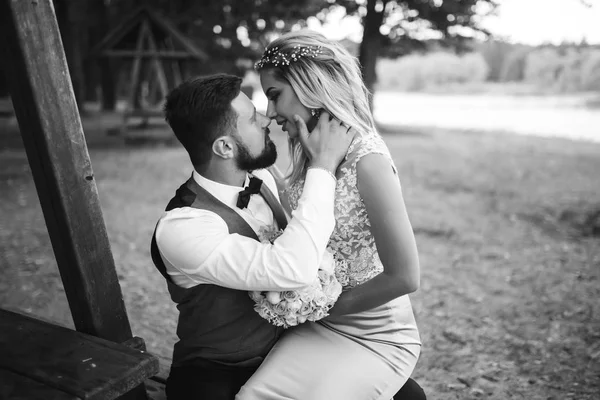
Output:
[236, 30, 422, 400]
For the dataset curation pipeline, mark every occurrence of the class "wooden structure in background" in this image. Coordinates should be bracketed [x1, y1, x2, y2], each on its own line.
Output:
[0, 0, 160, 398]
[91, 6, 208, 129]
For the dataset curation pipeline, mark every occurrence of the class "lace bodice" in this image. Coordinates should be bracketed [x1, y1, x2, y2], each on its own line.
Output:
[283, 132, 398, 289]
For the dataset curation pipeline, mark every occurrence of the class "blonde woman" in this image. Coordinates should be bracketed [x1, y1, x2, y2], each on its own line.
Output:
[236, 30, 422, 400]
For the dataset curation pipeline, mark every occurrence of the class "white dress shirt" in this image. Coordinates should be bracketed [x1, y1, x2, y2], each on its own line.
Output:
[155, 168, 336, 291]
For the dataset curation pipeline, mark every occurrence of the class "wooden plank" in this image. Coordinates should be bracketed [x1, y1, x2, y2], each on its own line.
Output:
[126, 109, 164, 118]
[0, 97, 14, 116]
[0, 309, 159, 400]
[88, 8, 146, 55]
[144, 379, 166, 400]
[146, 7, 208, 60]
[0, 369, 79, 400]
[151, 354, 171, 385]
[145, 354, 170, 400]
[172, 61, 183, 87]
[0, 0, 133, 343]
[143, 352, 171, 400]
[165, 39, 183, 87]
[101, 50, 196, 59]
[127, 19, 149, 112]
[144, 30, 169, 100]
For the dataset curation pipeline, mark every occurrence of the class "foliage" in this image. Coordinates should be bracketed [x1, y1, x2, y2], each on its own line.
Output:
[499, 47, 531, 82]
[106, 0, 327, 74]
[523, 47, 600, 92]
[335, 0, 497, 94]
[375, 41, 600, 94]
[580, 50, 600, 91]
[336, 0, 497, 57]
[376, 51, 488, 91]
[106, 1, 497, 75]
[51, 0, 496, 107]
[555, 49, 588, 93]
[477, 39, 516, 82]
[524, 48, 564, 87]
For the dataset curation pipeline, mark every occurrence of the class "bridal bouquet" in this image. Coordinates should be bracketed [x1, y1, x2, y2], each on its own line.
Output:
[249, 249, 342, 329]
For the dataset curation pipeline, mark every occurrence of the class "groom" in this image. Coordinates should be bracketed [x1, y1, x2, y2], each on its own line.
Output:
[151, 74, 426, 400]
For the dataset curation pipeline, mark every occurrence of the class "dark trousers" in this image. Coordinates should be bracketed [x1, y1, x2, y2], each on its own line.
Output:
[394, 377, 427, 400]
[166, 362, 258, 400]
[166, 362, 426, 400]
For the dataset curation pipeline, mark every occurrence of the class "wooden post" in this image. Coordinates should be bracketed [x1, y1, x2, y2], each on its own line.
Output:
[0, 0, 134, 343]
[129, 20, 149, 111]
[1, 3, 151, 397]
[167, 37, 184, 87]
[145, 28, 169, 100]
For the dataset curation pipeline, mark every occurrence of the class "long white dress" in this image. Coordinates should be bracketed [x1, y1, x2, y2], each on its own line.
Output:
[236, 132, 421, 400]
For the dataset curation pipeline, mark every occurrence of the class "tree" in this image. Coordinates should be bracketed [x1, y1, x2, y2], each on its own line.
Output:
[107, 0, 326, 75]
[88, 0, 116, 110]
[55, 0, 323, 110]
[478, 39, 515, 82]
[335, 0, 497, 96]
[55, 0, 497, 111]
[499, 47, 530, 82]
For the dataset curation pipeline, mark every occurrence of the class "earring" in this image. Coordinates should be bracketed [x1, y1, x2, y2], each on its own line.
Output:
[310, 109, 321, 118]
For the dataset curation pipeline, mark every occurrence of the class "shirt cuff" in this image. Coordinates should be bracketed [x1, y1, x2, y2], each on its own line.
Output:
[303, 167, 337, 199]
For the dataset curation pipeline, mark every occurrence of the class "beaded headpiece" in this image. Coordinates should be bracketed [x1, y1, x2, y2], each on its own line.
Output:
[255, 45, 323, 69]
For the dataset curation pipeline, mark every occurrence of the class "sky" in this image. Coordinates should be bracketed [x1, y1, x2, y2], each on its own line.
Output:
[482, 0, 600, 45]
[309, 0, 600, 45]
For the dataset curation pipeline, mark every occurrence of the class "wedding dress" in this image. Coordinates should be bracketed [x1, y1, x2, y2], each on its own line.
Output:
[236, 131, 421, 400]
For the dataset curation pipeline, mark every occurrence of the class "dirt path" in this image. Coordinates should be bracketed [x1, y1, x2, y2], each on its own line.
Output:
[1, 119, 598, 399]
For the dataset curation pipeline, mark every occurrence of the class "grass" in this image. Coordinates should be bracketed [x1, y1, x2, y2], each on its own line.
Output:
[0, 114, 599, 399]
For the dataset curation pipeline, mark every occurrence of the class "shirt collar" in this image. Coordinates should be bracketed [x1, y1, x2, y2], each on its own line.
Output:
[192, 170, 251, 209]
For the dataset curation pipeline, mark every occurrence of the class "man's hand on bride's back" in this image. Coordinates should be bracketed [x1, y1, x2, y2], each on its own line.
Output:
[294, 112, 356, 175]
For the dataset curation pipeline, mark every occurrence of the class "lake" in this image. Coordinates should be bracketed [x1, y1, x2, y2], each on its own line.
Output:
[254, 91, 600, 143]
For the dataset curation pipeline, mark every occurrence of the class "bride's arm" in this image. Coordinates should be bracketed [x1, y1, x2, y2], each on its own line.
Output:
[328, 153, 420, 316]
[267, 164, 293, 217]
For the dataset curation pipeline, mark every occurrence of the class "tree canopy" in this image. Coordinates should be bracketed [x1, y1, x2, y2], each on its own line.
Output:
[53, 0, 497, 109]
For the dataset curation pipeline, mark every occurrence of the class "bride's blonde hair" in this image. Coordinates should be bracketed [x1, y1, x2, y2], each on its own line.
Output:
[255, 30, 376, 183]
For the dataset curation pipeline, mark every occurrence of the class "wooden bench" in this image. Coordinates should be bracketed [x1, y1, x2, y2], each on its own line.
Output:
[0, 309, 160, 400]
[2, 2, 171, 398]
[145, 357, 170, 400]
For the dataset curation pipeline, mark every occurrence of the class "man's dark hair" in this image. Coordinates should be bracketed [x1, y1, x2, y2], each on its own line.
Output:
[164, 74, 243, 167]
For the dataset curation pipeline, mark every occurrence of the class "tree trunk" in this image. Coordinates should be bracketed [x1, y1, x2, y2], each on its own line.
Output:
[89, 0, 116, 110]
[99, 59, 116, 110]
[359, 0, 388, 109]
[0, 62, 8, 97]
[55, 0, 86, 112]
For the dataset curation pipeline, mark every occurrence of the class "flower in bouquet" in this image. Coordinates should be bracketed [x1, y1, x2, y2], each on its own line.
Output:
[258, 225, 284, 244]
[248, 250, 342, 328]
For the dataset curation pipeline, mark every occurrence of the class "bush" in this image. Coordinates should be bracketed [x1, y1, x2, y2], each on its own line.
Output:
[462, 53, 490, 83]
[522, 47, 600, 92]
[499, 48, 530, 82]
[580, 50, 600, 91]
[478, 40, 515, 82]
[377, 55, 425, 91]
[376, 51, 489, 91]
[524, 48, 564, 87]
[375, 43, 600, 93]
[555, 49, 585, 92]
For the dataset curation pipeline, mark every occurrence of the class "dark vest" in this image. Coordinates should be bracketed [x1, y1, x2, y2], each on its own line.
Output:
[151, 176, 284, 368]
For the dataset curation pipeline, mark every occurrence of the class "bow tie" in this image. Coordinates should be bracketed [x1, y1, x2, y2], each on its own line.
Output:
[236, 177, 263, 209]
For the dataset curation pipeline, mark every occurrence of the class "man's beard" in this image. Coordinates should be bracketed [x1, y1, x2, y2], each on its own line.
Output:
[233, 135, 278, 171]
